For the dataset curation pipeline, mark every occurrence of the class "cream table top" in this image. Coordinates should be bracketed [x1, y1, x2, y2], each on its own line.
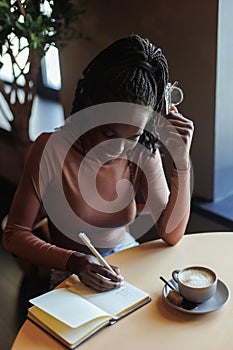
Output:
[12, 232, 233, 350]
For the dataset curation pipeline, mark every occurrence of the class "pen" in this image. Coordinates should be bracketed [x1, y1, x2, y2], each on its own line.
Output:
[79, 232, 117, 275]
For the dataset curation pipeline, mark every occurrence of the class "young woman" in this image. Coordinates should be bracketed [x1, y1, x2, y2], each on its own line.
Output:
[3, 34, 194, 292]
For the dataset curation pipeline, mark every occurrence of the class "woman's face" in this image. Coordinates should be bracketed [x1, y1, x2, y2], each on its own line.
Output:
[83, 108, 150, 163]
[84, 124, 143, 163]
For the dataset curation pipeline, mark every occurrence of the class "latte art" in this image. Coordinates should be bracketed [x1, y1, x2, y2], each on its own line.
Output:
[172, 266, 217, 303]
[180, 268, 215, 288]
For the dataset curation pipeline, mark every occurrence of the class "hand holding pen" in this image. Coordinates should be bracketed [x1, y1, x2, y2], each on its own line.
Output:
[66, 233, 124, 292]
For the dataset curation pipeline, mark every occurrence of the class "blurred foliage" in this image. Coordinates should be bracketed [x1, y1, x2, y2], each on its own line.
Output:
[0, 0, 87, 70]
[0, 0, 87, 164]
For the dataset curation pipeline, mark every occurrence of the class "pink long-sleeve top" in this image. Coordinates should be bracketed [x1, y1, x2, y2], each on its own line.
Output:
[3, 128, 191, 271]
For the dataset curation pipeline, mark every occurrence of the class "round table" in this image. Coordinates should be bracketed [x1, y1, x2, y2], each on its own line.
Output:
[12, 232, 233, 350]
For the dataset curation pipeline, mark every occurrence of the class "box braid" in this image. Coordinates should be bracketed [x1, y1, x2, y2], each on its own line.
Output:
[70, 34, 169, 154]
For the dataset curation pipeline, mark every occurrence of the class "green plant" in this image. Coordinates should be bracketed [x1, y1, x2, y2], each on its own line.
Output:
[0, 0, 86, 167]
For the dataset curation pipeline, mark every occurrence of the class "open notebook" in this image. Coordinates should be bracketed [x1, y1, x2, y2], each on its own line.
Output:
[28, 281, 151, 349]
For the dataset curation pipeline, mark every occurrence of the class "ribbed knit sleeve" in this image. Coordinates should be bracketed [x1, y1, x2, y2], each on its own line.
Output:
[2, 133, 74, 271]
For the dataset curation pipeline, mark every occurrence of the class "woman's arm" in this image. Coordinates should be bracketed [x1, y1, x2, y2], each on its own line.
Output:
[140, 107, 194, 245]
[155, 166, 191, 245]
[2, 133, 74, 270]
[2, 133, 123, 291]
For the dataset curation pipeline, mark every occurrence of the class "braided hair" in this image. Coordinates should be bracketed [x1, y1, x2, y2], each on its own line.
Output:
[71, 34, 169, 153]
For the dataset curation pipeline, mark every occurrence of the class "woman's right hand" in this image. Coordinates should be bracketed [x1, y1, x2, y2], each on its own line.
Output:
[66, 252, 124, 292]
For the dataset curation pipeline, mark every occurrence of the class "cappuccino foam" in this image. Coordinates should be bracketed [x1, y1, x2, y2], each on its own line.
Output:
[180, 268, 215, 288]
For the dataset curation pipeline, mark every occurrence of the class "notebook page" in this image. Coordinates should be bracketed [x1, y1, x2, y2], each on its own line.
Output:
[29, 288, 111, 328]
[69, 281, 150, 317]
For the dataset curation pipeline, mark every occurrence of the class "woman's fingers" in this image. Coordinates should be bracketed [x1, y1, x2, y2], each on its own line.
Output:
[166, 110, 194, 144]
[168, 111, 194, 129]
[170, 105, 178, 113]
[78, 257, 123, 292]
[81, 267, 123, 292]
[157, 107, 194, 170]
[111, 265, 124, 279]
[165, 127, 193, 141]
[167, 118, 194, 130]
[90, 263, 123, 282]
[67, 252, 124, 292]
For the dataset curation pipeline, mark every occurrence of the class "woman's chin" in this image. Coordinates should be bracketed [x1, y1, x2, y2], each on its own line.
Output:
[99, 152, 124, 163]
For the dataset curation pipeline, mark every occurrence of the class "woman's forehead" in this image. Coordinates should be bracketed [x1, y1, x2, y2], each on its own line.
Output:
[102, 123, 143, 134]
[107, 105, 150, 128]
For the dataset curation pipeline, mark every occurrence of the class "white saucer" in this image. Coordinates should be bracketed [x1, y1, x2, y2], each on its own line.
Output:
[162, 279, 230, 314]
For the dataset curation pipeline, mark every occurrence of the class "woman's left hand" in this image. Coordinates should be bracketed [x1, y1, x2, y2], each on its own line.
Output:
[159, 105, 194, 170]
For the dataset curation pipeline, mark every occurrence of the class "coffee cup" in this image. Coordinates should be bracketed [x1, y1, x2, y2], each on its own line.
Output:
[172, 266, 217, 303]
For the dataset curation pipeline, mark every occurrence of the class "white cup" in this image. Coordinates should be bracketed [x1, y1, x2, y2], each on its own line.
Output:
[172, 266, 217, 303]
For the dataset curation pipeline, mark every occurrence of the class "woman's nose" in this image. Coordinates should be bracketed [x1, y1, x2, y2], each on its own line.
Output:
[108, 139, 125, 154]
[123, 139, 137, 151]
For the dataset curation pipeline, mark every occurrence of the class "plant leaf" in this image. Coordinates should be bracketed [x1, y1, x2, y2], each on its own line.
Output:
[0, 2, 9, 9]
